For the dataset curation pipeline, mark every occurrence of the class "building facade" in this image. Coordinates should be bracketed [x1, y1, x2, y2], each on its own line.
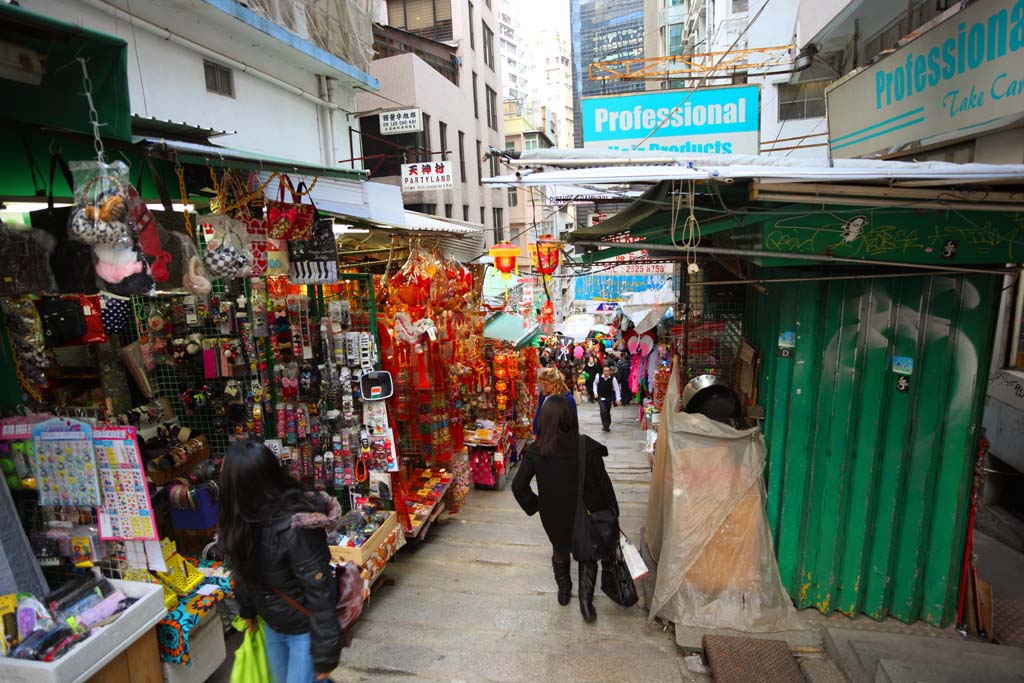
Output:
[797, 0, 1024, 551]
[359, 0, 508, 246]
[571, 0, 647, 147]
[22, 0, 377, 171]
[641, 0, 828, 157]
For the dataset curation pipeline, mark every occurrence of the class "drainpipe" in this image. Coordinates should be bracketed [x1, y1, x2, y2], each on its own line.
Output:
[81, 0, 346, 114]
[318, 75, 337, 167]
[1011, 271, 1024, 368]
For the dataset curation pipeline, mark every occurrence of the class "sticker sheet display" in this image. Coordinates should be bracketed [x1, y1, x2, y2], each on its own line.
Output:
[32, 418, 99, 507]
[94, 427, 158, 540]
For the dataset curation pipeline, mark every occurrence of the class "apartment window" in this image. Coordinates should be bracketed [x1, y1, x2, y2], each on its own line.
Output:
[485, 86, 498, 130]
[408, 203, 437, 215]
[463, 205, 470, 221]
[468, 2, 475, 49]
[668, 24, 685, 57]
[524, 135, 539, 151]
[778, 81, 830, 120]
[388, 0, 454, 42]
[476, 140, 483, 186]
[482, 22, 495, 70]
[458, 131, 467, 182]
[204, 60, 235, 98]
[472, 72, 479, 118]
[485, 0, 490, 8]
[506, 187, 518, 207]
[439, 121, 448, 160]
[445, 203, 453, 218]
[480, 206, 486, 226]
[505, 141, 515, 153]
[732, 0, 749, 12]
[488, 154, 499, 178]
[492, 208, 504, 243]
[420, 113, 432, 162]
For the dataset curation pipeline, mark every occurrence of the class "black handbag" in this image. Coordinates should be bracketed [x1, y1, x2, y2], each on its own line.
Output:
[37, 297, 86, 348]
[571, 435, 619, 562]
[600, 547, 639, 607]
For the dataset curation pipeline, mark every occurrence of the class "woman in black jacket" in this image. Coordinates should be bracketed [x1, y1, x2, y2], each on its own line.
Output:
[219, 440, 341, 682]
[512, 395, 619, 622]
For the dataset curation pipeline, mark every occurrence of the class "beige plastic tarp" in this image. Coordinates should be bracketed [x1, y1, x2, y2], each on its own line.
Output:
[644, 364, 799, 631]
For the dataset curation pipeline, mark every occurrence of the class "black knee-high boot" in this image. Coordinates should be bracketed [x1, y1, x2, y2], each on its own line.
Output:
[578, 560, 598, 622]
[552, 557, 572, 606]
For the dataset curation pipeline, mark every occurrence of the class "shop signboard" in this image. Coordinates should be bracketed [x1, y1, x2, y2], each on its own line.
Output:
[400, 161, 454, 192]
[379, 108, 423, 134]
[826, 0, 1024, 158]
[580, 85, 760, 154]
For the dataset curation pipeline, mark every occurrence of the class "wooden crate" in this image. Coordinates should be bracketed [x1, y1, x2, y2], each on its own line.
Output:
[330, 512, 397, 567]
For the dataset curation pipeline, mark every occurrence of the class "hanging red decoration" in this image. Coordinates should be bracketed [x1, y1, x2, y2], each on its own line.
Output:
[529, 236, 560, 276]
[489, 242, 521, 280]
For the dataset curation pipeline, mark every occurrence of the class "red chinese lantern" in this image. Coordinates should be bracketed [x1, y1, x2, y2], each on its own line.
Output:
[489, 242, 521, 280]
[529, 236, 560, 276]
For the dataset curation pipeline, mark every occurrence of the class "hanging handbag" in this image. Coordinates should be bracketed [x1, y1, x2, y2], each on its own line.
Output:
[266, 175, 315, 240]
[63, 294, 107, 345]
[271, 561, 364, 646]
[37, 296, 87, 348]
[202, 215, 252, 279]
[67, 161, 133, 247]
[571, 435, 619, 562]
[600, 542, 639, 607]
[30, 154, 97, 294]
[287, 217, 337, 284]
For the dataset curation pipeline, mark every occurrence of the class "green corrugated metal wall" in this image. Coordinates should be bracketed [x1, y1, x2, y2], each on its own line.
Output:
[752, 274, 999, 626]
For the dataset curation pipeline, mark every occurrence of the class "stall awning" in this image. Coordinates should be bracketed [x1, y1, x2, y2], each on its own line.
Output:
[144, 139, 366, 181]
[0, 4, 131, 141]
[483, 313, 539, 348]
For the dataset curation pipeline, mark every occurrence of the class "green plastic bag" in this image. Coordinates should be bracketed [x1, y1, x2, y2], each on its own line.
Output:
[231, 616, 270, 683]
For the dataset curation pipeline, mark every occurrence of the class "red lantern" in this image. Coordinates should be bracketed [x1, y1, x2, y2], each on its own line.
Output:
[529, 236, 560, 276]
[489, 242, 521, 280]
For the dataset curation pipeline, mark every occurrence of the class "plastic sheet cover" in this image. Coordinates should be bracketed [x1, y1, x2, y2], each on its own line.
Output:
[644, 364, 799, 631]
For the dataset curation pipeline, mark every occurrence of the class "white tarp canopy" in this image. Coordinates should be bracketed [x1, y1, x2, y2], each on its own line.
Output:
[485, 148, 1024, 186]
[556, 313, 596, 342]
[618, 281, 675, 334]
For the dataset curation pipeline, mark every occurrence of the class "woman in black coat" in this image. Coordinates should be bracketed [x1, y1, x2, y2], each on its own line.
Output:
[512, 395, 619, 622]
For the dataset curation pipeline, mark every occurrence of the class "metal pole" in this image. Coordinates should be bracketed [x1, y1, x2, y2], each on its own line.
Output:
[568, 239, 1020, 277]
[1010, 270, 1024, 367]
[694, 269, 1008, 287]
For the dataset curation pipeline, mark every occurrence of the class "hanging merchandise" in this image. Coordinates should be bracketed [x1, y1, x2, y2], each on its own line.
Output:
[201, 215, 253, 279]
[67, 160, 132, 248]
[0, 222, 57, 296]
[266, 175, 316, 240]
[489, 242, 521, 280]
[94, 427, 158, 541]
[32, 417, 99, 507]
[288, 218, 339, 284]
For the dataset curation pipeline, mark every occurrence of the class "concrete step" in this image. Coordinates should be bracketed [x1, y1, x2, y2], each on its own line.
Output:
[825, 627, 1024, 683]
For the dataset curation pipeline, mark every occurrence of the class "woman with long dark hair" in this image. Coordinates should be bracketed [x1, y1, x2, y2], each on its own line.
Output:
[219, 440, 342, 682]
[512, 395, 618, 622]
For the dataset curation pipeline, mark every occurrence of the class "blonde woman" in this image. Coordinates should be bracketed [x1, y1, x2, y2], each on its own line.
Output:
[533, 366, 577, 434]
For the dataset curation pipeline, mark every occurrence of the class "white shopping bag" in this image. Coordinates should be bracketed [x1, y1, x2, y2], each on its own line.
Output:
[620, 532, 649, 580]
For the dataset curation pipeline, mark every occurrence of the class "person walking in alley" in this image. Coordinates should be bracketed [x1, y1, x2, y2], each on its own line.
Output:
[512, 395, 619, 623]
[583, 353, 600, 401]
[533, 366, 577, 434]
[220, 440, 342, 682]
[592, 364, 622, 432]
[615, 354, 632, 406]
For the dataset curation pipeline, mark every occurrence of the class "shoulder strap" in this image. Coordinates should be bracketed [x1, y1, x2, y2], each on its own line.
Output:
[272, 586, 311, 616]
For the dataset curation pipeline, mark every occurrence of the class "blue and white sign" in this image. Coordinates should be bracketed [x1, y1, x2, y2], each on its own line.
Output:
[580, 85, 760, 154]
[827, 0, 1024, 158]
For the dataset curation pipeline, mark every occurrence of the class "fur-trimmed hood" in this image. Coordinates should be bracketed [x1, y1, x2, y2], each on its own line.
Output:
[290, 491, 342, 530]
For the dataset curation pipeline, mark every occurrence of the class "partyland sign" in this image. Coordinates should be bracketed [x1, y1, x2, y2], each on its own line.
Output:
[827, 0, 1024, 158]
[580, 85, 760, 154]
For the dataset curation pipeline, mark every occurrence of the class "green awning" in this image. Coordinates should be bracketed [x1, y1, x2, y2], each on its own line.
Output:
[0, 4, 130, 140]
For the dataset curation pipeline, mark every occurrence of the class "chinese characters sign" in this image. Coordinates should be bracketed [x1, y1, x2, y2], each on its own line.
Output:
[380, 108, 423, 135]
[401, 161, 454, 192]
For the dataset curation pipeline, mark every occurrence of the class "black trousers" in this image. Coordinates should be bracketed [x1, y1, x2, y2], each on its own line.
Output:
[599, 398, 613, 429]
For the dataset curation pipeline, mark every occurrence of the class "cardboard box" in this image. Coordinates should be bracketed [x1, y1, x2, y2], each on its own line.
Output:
[0, 579, 166, 683]
[330, 511, 398, 567]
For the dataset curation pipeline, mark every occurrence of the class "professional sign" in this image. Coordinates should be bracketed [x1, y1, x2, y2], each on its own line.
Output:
[400, 161, 454, 192]
[580, 85, 760, 153]
[827, 0, 1024, 158]
[380, 108, 423, 135]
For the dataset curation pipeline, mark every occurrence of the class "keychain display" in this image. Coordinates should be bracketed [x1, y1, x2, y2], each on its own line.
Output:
[32, 418, 99, 507]
[94, 426, 158, 540]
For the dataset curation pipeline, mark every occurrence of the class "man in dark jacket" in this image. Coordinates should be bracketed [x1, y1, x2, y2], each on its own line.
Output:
[616, 356, 632, 405]
[592, 365, 622, 432]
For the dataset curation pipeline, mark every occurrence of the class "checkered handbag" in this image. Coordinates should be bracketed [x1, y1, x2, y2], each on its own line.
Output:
[202, 215, 252, 279]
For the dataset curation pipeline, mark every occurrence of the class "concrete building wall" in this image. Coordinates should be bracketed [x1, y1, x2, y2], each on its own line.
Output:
[25, 0, 366, 169]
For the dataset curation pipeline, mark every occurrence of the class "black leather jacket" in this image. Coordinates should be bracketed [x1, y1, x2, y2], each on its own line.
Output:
[235, 500, 341, 674]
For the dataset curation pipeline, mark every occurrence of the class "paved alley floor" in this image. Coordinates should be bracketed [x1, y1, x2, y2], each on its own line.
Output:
[330, 400, 692, 682]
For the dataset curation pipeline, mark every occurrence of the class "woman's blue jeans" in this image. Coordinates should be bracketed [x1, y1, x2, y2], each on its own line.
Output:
[262, 621, 314, 683]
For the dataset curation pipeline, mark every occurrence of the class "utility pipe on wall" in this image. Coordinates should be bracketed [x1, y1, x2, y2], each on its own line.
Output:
[1011, 270, 1024, 368]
